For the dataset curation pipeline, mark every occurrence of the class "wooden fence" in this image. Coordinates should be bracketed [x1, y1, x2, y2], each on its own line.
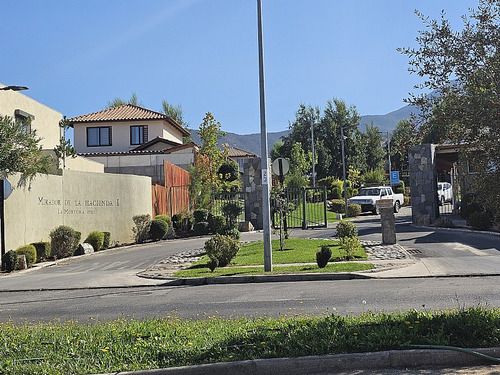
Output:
[152, 161, 190, 217]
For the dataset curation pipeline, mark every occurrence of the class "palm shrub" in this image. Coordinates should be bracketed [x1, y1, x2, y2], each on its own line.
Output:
[133, 214, 151, 243]
[50, 225, 80, 259]
[316, 245, 332, 268]
[336, 220, 358, 239]
[149, 218, 169, 241]
[347, 203, 362, 217]
[2, 250, 17, 272]
[102, 232, 111, 250]
[204, 234, 240, 271]
[15, 245, 37, 268]
[30, 242, 51, 262]
[85, 231, 105, 251]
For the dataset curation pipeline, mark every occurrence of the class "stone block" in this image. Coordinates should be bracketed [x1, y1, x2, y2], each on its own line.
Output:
[76, 243, 94, 255]
[239, 221, 254, 232]
[17, 254, 27, 270]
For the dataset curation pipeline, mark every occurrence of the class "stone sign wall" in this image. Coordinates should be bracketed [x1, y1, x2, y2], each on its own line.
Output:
[409, 144, 439, 225]
[4, 170, 152, 251]
[243, 157, 264, 230]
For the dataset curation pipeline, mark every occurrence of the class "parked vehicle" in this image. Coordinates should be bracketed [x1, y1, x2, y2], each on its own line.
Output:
[348, 186, 404, 214]
[437, 182, 453, 205]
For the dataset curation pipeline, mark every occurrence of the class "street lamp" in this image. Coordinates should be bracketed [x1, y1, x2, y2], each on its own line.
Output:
[310, 118, 316, 187]
[0, 85, 29, 91]
[341, 124, 357, 217]
[379, 131, 392, 184]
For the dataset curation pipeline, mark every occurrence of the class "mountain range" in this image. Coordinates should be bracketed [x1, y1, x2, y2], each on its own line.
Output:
[190, 104, 417, 156]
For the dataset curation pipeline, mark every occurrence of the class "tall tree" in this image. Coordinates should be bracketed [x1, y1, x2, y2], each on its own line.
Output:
[390, 119, 420, 173]
[285, 142, 312, 188]
[360, 123, 385, 173]
[161, 100, 192, 143]
[0, 116, 51, 186]
[399, 0, 500, 222]
[192, 112, 227, 209]
[106, 92, 142, 108]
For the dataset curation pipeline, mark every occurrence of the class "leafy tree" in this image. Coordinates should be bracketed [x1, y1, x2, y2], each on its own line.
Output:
[0, 116, 51, 186]
[161, 100, 192, 143]
[359, 123, 385, 173]
[106, 92, 142, 108]
[390, 119, 420, 174]
[270, 140, 284, 162]
[285, 142, 312, 188]
[192, 112, 228, 209]
[399, 0, 500, 222]
[53, 117, 76, 169]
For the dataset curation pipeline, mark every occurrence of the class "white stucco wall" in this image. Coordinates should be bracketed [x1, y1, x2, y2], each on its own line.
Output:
[3, 171, 152, 253]
[0, 84, 62, 149]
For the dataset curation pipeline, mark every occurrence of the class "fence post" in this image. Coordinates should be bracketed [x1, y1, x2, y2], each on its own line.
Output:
[302, 187, 307, 229]
[323, 186, 328, 227]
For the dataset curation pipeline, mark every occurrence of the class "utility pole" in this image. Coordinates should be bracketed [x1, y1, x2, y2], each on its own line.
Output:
[310, 118, 316, 187]
[257, 0, 272, 272]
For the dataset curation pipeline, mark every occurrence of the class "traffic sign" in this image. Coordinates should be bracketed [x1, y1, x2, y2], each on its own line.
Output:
[2, 179, 12, 200]
[390, 171, 400, 185]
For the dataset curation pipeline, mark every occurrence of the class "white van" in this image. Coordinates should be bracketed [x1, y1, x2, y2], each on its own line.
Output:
[437, 182, 452, 205]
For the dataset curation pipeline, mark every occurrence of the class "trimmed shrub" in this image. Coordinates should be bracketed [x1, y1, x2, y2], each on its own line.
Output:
[172, 211, 193, 233]
[403, 195, 411, 206]
[154, 214, 172, 228]
[460, 194, 481, 220]
[31, 242, 51, 263]
[394, 181, 405, 194]
[467, 211, 493, 231]
[15, 245, 37, 267]
[329, 199, 345, 214]
[222, 226, 240, 240]
[193, 209, 209, 224]
[336, 220, 358, 239]
[331, 186, 342, 199]
[209, 215, 226, 234]
[149, 218, 169, 241]
[222, 202, 243, 228]
[340, 236, 361, 260]
[193, 221, 210, 236]
[50, 225, 80, 259]
[2, 250, 17, 272]
[102, 232, 111, 250]
[316, 245, 332, 268]
[347, 203, 362, 217]
[204, 234, 240, 270]
[85, 231, 105, 252]
[133, 214, 151, 243]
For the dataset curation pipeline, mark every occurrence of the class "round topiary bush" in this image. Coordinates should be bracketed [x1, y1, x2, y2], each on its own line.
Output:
[329, 199, 345, 214]
[154, 214, 172, 228]
[466, 211, 493, 231]
[50, 225, 80, 259]
[15, 245, 37, 268]
[193, 221, 210, 235]
[2, 250, 18, 272]
[336, 220, 358, 239]
[149, 218, 169, 241]
[347, 203, 362, 217]
[316, 245, 332, 268]
[30, 242, 51, 262]
[209, 215, 226, 234]
[85, 231, 105, 252]
[193, 209, 209, 224]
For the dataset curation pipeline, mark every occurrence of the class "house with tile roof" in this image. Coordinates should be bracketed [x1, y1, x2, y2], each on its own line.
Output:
[69, 105, 197, 184]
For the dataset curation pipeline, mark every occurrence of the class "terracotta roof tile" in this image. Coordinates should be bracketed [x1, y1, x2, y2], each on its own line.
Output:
[227, 146, 257, 158]
[68, 104, 190, 136]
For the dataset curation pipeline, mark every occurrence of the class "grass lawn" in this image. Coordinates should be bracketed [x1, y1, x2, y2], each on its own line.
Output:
[1, 307, 498, 375]
[173, 238, 369, 278]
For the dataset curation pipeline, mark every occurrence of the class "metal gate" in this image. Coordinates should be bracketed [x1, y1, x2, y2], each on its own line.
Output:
[273, 186, 327, 229]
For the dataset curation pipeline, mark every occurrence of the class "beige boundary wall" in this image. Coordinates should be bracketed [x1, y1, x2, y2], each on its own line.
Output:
[3, 170, 152, 252]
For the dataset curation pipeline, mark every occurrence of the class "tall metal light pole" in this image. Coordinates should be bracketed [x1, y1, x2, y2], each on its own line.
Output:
[341, 126, 348, 217]
[379, 131, 392, 184]
[310, 118, 316, 187]
[257, 0, 272, 272]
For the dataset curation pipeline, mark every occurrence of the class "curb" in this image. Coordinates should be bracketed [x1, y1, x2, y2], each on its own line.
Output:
[97, 347, 500, 375]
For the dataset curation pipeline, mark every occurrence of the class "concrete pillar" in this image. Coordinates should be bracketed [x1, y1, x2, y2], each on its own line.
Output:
[377, 199, 396, 244]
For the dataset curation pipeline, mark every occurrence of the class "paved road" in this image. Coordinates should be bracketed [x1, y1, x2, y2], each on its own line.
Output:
[1, 276, 499, 323]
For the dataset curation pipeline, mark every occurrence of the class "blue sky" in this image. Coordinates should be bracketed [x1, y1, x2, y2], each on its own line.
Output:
[1, 0, 477, 136]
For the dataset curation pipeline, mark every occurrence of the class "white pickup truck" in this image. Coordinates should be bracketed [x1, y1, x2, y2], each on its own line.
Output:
[348, 186, 403, 214]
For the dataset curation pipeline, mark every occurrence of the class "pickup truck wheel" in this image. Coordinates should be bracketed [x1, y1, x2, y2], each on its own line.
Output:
[394, 201, 400, 213]
[372, 206, 379, 215]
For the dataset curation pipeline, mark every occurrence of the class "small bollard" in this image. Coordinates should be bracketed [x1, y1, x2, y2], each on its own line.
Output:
[377, 199, 396, 244]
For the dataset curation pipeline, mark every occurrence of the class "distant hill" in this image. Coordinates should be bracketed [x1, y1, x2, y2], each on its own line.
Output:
[191, 105, 418, 156]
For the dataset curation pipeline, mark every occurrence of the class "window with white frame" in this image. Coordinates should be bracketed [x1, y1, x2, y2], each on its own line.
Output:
[87, 127, 112, 147]
[130, 125, 148, 145]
